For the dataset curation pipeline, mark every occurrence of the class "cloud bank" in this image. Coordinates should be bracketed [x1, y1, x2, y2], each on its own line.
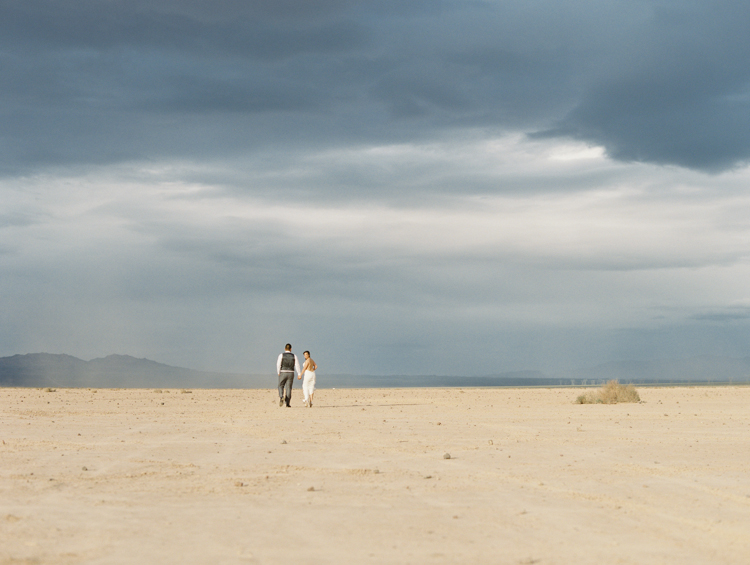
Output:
[3, 0, 749, 173]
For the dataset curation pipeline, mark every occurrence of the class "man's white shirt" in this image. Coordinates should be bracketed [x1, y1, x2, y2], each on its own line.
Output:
[277, 352, 301, 376]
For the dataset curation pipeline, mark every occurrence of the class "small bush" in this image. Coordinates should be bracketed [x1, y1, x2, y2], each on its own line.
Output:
[575, 380, 640, 404]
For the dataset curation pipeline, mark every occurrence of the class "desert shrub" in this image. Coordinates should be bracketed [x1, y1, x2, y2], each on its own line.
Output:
[575, 380, 640, 404]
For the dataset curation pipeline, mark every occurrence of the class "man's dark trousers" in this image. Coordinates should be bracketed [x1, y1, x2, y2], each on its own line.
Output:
[278, 372, 294, 406]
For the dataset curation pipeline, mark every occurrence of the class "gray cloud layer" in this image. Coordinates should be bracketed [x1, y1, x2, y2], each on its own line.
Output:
[3, 1, 750, 376]
[3, 154, 750, 374]
[3, 0, 749, 175]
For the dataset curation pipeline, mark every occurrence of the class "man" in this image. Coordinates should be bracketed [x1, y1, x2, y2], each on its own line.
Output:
[276, 343, 301, 407]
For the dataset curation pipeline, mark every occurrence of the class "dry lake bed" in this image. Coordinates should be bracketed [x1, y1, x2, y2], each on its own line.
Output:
[2, 386, 749, 564]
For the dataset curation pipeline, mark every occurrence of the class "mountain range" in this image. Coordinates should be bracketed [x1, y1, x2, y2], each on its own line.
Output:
[1, 353, 749, 389]
[0, 353, 258, 388]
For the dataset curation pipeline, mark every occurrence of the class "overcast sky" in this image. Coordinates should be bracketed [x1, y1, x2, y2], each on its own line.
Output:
[2, 0, 750, 376]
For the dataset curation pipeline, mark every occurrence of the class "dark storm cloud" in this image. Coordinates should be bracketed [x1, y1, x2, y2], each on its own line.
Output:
[1, 0, 749, 176]
[539, 1, 750, 171]
[1, 0, 366, 57]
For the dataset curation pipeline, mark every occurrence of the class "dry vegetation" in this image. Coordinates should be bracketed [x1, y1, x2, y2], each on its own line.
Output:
[576, 380, 640, 404]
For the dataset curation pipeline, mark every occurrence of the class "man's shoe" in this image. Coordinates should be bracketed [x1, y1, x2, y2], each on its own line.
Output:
[279, 398, 284, 407]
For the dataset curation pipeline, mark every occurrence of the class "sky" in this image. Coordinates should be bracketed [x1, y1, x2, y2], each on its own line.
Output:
[2, 0, 750, 376]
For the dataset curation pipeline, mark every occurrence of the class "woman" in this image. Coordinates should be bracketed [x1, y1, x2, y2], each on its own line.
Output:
[297, 350, 318, 407]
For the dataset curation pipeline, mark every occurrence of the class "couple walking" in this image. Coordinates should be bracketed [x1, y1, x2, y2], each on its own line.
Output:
[276, 344, 317, 407]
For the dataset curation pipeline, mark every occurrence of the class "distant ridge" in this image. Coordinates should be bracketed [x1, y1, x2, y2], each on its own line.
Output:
[2, 353, 750, 389]
[0, 353, 260, 388]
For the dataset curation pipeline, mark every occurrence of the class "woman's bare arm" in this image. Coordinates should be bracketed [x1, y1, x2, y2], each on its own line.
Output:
[298, 358, 312, 379]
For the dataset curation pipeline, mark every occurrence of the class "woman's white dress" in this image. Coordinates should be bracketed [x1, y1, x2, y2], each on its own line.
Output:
[302, 370, 316, 401]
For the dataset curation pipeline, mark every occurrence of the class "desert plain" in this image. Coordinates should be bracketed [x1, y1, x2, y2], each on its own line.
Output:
[1, 385, 749, 564]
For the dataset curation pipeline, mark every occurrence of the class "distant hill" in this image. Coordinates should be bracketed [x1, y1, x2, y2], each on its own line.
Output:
[0, 353, 264, 388]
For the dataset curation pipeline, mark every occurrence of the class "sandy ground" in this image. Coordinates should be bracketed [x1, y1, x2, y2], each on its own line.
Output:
[1, 385, 749, 565]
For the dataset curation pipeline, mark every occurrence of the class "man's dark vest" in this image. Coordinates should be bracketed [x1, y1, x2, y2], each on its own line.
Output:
[280, 352, 295, 372]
